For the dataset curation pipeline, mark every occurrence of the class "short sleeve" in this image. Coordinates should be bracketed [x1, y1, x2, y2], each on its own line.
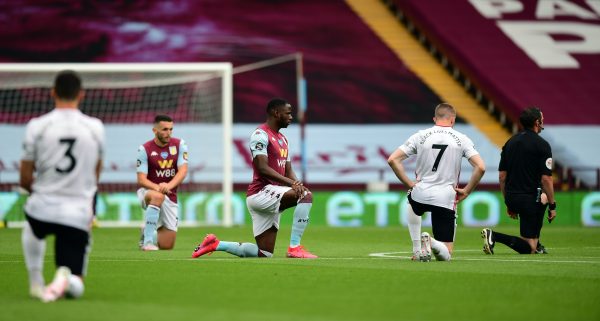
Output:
[21, 120, 37, 161]
[136, 145, 148, 174]
[249, 129, 269, 158]
[398, 132, 419, 157]
[96, 119, 106, 158]
[178, 139, 189, 167]
[539, 140, 553, 176]
[462, 135, 479, 159]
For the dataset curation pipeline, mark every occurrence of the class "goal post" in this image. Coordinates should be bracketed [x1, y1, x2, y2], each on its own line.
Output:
[0, 63, 234, 227]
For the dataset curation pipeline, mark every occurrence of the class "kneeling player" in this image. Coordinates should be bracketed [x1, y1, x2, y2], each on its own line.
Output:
[192, 98, 317, 259]
[137, 115, 188, 251]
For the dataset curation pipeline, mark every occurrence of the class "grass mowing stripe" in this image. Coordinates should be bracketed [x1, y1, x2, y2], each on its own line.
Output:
[1, 226, 599, 321]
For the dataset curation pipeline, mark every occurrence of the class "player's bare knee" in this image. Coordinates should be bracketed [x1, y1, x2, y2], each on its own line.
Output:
[147, 192, 165, 206]
[159, 243, 174, 250]
[258, 249, 273, 258]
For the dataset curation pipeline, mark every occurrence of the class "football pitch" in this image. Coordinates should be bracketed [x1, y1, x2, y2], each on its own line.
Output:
[1, 226, 599, 321]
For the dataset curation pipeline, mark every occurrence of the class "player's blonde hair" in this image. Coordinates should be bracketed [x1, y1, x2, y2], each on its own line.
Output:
[434, 103, 456, 119]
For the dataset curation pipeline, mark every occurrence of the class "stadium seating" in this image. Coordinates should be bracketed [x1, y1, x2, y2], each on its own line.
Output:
[391, 0, 600, 126]
[0, 0, 441, 124]
[391, 0, 600, 188]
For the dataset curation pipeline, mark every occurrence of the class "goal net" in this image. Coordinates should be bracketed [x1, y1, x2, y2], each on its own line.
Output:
[0, 63, 234, 226]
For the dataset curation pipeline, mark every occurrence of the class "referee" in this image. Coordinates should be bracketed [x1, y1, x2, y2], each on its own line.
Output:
[481, 107, 557, 254]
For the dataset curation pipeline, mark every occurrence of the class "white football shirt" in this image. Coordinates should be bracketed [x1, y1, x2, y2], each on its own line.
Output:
[399, 125, 479, 210]
[22, 108, 105, 231]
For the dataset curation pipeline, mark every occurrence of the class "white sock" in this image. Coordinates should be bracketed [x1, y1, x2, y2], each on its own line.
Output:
[407, 205, 422, 253]
[430, 238, 451, 261]
[143, 205, 160, 245]
[290, 201, 312, 247]
[21, 222, 46, 289]
[66, 275, 85, 299]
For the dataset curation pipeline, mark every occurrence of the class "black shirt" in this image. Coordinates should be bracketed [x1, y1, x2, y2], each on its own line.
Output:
[499, 129, 553, 194]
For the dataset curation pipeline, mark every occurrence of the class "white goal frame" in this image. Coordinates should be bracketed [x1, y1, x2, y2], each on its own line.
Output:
[0, 63, 234, 226]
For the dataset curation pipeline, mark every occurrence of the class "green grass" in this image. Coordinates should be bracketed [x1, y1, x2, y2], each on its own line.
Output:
[1, 226, 599, 321]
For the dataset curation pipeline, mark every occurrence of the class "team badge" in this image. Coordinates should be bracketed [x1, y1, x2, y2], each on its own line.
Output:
[160, 151, 168, 159]
[183, 151, 188, 160]
[278, 139, 283, 146]
[545, 158, 553, 170]
[170, 146, 177, 155]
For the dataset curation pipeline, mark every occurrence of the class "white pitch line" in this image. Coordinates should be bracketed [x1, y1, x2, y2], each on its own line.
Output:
[369, 251, 600, 264]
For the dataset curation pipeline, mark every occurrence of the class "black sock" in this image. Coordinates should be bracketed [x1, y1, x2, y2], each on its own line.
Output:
[492, 231, 532, 254]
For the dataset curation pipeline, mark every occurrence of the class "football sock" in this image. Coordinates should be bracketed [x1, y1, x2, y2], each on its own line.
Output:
[66, 275, 85, 299]
[216, 241, 259, 257]
[290, 196, 312, 247]
[407, 205, 422, 253]
[430, 238, 451, 261]
[21, 222, 46, 289]
[143, 205, 160, 245]
[492, 231, 532, 254]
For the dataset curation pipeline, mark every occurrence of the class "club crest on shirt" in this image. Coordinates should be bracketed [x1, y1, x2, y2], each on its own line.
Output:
[170, 146, 177, 155]
[278, 139, 283, 145]
[160, 151, 168, 159]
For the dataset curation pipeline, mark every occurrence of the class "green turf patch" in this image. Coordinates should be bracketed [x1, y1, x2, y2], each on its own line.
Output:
[1, 226, 599, 321]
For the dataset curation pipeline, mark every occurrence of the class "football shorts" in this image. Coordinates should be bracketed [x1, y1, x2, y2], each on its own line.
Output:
[137, 188, 179, 232]
[246, 185, 292, 237]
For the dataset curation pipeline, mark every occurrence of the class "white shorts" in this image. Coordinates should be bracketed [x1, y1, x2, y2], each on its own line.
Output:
[137, 188, 179, 231]
[246, 185, 292, 237]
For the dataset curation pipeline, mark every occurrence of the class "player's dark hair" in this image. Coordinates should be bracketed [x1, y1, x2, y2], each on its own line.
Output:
[519, 107, 542, 129]
[266, 98, 288, 114]
[53, 70, 82, 100]
[154, 114, 173, 124]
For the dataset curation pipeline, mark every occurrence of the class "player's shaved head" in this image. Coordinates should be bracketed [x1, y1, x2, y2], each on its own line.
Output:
[434, 103, 456, 119]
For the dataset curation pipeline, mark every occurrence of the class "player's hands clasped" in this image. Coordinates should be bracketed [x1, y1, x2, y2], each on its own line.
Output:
[291, 180, 309, 199]
[157, 182, 172, 194]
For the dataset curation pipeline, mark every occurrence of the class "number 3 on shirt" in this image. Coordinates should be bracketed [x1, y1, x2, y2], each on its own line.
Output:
[56, 138, 77, 174]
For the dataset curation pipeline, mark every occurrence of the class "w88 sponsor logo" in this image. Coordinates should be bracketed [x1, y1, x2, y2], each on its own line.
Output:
[156, 169, 176, 178]
[277, 159, 286, 167]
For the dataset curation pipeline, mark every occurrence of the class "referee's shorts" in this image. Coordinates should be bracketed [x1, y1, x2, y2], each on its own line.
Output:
[504, 193, 547, 239]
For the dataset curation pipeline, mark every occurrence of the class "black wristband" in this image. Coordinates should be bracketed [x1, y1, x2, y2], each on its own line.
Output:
[548, 202, 556, 211]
